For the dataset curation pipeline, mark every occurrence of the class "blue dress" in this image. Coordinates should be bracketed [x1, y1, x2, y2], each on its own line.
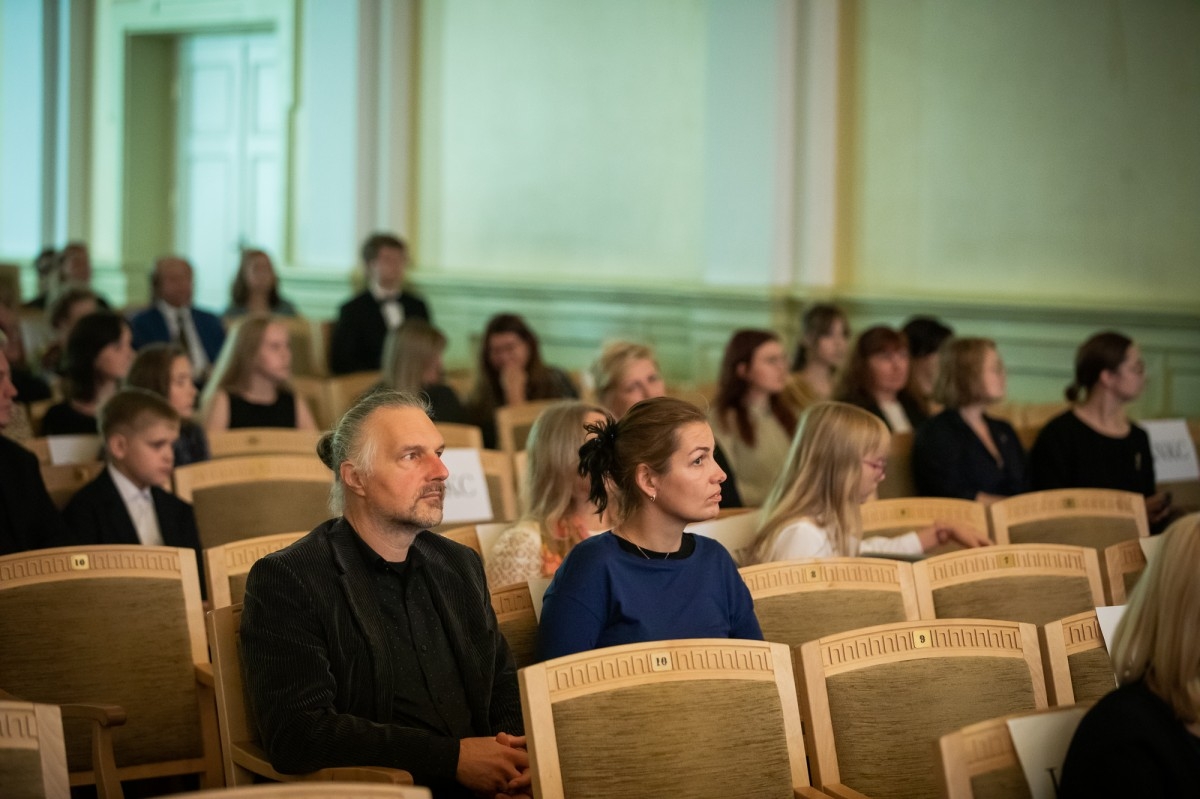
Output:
[537, 532, 763, 661]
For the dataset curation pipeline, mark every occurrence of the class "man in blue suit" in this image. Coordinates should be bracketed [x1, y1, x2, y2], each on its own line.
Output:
[130, 256, 225, 383]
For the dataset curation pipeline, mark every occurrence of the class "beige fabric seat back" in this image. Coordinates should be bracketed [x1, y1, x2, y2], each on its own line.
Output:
[490, 583, 539, 669]
[862, 497, 991, 556]
[174, 455, 333, 548]
[741, 558, 920, 648]
[207, 428, 322, 459]
[520, 639, 823, 799]
[1041, 610, 1117, 706]
[0, 699, 69, 799]
[1101, 538, 1147, 604]
[0, 545, 219, 788]
[937, 705, 1086, 799]
[494, 399, 559, 457]
[989, 489, 1148, 553]
[797, 619, 1047, 799]
[204, 532, 307, 608]
[913, 544, 1105, 627]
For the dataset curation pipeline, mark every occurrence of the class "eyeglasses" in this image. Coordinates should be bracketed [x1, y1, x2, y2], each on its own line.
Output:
[863, 457, 888, 474]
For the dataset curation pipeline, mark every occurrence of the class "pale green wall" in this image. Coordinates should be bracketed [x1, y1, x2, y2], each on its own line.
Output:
[417, 0, 791, 287]
[846, 0, 1200, 309]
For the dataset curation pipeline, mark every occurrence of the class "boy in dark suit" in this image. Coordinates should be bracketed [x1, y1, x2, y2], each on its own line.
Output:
[329, 232, 431, 375]
[63, 388, 205, 595]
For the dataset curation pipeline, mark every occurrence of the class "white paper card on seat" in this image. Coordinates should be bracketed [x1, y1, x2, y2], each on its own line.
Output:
[1006, 705, 1088, 799]
[440, 448, 493, 524]
[1095, 604, 1127, 654]
[47, 434, 102, 465]
[1141, 419, 1200, 482]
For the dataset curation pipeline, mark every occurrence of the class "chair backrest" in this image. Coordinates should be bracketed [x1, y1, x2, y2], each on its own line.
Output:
[291, 376, 332, 430]
[861, 497, 991, 555]
[876, 431, 915, 499]
[0, 699, 69, 799]
[0, 545, 220, 787]
[490, 582, 539, 669]
[169, 784, 432, 798]
[740, 557, 920, 648]
[433, 422, 484, 450]
[988, 489, 1149, 554]
[436, 522, 511, 566]
[913, 544, 1105, 627]
[438, 525, 481, 555]
[204, 532, 307, 608]
[1040, 610, 1116, 706]
[479, 449, 518, 523]
[684, 511, 760, 566]
[520, 639, 816, 799]
[326, 372, 382, 427]
[39, 461, 105, 509]
[797, 619, 1047, 799]
[513, 450, 528, 501]
[937, 705, 1086, 799]
[41, 434, 103, 465]
[207, 428, 322, 459]
[173, 455, 333, 548]
[206, 603, 271, 786]
[1101, 538, 1147, 605]
[494, 399, 558, 457]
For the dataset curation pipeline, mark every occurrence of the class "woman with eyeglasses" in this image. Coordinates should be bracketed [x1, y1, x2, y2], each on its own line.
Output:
[748, 402, 989, 563]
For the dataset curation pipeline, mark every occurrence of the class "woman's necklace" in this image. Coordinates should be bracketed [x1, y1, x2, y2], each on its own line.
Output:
[633, 542, 671, 560]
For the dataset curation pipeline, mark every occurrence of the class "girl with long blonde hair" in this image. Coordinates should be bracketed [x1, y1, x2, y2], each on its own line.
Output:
[200, 315, 316, 432]
[485, 400, 611, 587]
[751, 401, 988, 563]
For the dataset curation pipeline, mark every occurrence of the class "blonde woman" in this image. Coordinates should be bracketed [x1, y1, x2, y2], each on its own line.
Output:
[1060, 513, 1200, 797]
[380, 319, 466, 424]
[486, 401, 611, 587]
[750, 402, 989, 564]
[200, 315, 316, 432]
[591, 340, 744, 508]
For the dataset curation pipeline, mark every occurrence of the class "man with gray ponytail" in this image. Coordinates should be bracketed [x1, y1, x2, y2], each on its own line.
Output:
[241, 388, 530, 799]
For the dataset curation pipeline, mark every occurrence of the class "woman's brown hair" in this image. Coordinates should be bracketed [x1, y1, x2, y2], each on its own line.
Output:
[713, 329, 796, 446]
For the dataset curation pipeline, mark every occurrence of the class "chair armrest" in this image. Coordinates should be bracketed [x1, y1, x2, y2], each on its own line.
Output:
[821, 784, 873, 799]
[194, 662, 214, 687]
[60, 703, 126, 799]
[306, 767, 415, 784]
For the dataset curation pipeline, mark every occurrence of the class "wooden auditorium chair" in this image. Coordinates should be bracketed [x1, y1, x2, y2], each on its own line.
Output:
[326, 371, 384, 424]
[437, 522, 510, 565]
[1100, 538, 1147, 605]
[168, 784, 431, 798]
[40, 461, 105, 509]
[494, 399, 559, 458]
[861, 497, 991, 557]
[204, 532, 307, 608]
[988, 488, 1148, 554]
[173, 455, 333, 549]
[206, 604, 414, 787]
[936, 705, 1087, 799]
[0, 545, 222, 793]
[684, 510, 761, 566]
[874, 431, 915, 499]
[1040, 610, 1117, 706]
[206, 428, 322, 460]
[0, 699, 71, 799]
[796, 619, 1047, 799]
[489, 582, 540, 670]
[912, 544, 1105, 627]
[433, 422, 484, 450]
[740, 557, 920, 648]
[519, 639, 832, 798]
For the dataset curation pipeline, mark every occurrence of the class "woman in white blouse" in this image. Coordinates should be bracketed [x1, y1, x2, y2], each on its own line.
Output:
[749, 401, 989, 563]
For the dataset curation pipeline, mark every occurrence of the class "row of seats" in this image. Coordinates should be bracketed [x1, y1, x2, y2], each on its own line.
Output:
[0, 541, 1119, 798]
